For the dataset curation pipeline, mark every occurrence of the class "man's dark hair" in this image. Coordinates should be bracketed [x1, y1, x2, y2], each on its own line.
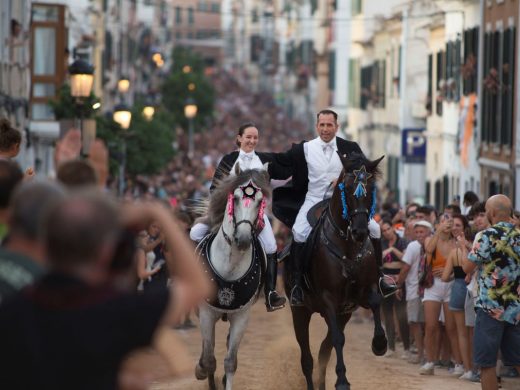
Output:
[0, 118, 22, 152]
[468, 201, 486, 218]
[56, 160, 98, 188]
[0, 160, 23, 208]
[316, 109, 338, 122]
[463, 191, 479, 206]
[42, 191, 121, 267]
[416, 205, 436, 217]
[445, 204, 462, 215]
[9, 180, 66, 240]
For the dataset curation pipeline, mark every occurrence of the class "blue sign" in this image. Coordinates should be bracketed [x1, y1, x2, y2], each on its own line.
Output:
[401, 128, 426, 164]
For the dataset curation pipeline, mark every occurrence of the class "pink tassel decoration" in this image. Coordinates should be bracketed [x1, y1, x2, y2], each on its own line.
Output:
[227, 193, 234, 220]
[257, 198, 266, 229]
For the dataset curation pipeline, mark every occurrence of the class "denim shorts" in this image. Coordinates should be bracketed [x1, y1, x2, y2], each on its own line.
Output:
[473, 309, 520, 368]
[449, 278, 467, 311]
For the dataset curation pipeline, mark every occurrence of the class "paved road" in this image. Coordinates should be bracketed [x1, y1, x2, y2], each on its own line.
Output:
[125, 297, 520, 389]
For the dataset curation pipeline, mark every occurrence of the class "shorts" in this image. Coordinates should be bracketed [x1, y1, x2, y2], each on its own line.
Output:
[465, 291, 476, 327]
[423, 277, 453, 303]
[449, 278, 467, 311]
[407, 297, 425, 323]
[473, 309, 520, 368]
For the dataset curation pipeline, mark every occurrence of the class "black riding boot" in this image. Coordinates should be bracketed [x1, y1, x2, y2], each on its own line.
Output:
[290, 242, 305, 306]
[370, 237, 398, 297]
[265, 253, 286, 312]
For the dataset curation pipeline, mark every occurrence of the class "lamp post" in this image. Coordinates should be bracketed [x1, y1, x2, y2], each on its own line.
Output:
[117, 76, 130, 94]
[113, 103, 132, 196]
[142, 104, 155, 121]
[184, 98, 198, 157]
[69, 58, 94, 157]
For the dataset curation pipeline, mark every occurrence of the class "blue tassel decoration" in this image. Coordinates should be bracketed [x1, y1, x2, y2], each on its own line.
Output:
[338, 183, 349, 220]
[353, 182, 367, 199]
[369, 187, 377, 220]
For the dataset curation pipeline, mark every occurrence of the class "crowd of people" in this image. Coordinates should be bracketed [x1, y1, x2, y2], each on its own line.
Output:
[0, 68, 519, 390]
[377, 194, 520, 388]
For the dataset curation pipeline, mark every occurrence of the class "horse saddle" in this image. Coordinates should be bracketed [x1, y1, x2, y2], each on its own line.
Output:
[196, 233, 264, 312]
[307, 199, 330, 227]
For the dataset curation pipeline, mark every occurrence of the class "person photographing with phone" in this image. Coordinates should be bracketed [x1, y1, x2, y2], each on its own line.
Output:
[419, 212, 464, 376]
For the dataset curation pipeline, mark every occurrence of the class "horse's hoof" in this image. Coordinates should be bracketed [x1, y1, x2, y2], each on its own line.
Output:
[336, 384, 350, 390]
[195, 363, 207, 380]
[371, 334, 388, 356]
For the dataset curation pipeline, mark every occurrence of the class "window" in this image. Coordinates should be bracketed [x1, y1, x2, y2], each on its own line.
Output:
[348, 58, 360, 108]
[427, 54, 433, 114]
[500, 27, 515, 146]
[175, 7, 182, 24]
[351, 0, 362, 16]
[360, 65, 372, 110]
[30, 3, 67, 120]
[188, 7, 194, 24]
[436, 50, 445, 116]
[328, 51, 336, 91]
[463, 27, 479, 95]
[198, 1, 207, 11]
[211, 3, 220, 13]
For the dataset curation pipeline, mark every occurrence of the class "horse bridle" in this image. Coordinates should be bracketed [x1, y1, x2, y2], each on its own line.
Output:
[222, 183, 264, 246]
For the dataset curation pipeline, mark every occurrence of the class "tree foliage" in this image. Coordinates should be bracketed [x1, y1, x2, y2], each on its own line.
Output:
[161, 47, 215, 130]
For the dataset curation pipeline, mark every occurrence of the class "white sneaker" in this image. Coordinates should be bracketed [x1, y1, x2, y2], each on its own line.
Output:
[400, 351, 412, 360]
[419, 362, 435, 375]
[384, 349, 395, 358]
[451, 364, 465, 376]
[459, 371, 474, 380]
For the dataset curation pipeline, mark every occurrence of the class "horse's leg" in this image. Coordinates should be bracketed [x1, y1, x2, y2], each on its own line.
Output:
[321, 297, 349, 390]
[368, 291, 388, 356]
[318, 313, 351, 390]
[223, 309, 251, 390]
[291, 306, 314, 390]
[196, 306, 219, 390]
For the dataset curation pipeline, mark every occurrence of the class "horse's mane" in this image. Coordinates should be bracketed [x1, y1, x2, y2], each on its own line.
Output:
[207, 169, 271, 233]
[343, 152, 381, 180]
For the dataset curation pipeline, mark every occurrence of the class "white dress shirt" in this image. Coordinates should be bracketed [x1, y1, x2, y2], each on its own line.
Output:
[303, 136, 342, 199]
[230, 150, 264, 174]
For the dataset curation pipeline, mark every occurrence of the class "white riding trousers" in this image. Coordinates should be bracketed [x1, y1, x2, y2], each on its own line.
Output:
[189, 214, 277, 254]
[292, 196, 381, 243]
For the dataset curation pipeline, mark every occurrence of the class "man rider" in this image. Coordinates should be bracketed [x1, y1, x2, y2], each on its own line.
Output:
[268, 109, 396, 305]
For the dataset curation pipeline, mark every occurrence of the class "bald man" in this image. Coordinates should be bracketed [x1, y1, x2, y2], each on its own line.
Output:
[462, 194, 520, 390]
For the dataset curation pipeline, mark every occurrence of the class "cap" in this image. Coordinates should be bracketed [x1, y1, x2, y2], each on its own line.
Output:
[414, 220, 433, 231]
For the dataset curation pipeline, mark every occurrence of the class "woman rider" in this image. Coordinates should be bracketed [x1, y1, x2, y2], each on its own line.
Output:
[190, 122, 286, 312]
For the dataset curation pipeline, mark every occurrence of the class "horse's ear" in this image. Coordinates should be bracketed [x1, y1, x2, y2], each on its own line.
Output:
[235, 162, 242, 175]
[338, 152, 352, 171]
[367, 155, 385, 171]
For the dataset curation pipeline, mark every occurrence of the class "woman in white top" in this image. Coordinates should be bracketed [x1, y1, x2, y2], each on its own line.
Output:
[190, 123, 286, 312]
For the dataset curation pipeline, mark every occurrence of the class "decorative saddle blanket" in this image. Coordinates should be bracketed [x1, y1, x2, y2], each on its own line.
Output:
[196, 233, 264, 312]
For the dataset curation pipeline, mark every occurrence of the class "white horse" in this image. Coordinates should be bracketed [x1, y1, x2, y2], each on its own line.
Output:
[195, 165, 270, 390]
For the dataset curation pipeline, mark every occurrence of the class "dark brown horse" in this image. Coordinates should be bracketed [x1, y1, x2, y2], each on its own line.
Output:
[284, 153, 387, 390]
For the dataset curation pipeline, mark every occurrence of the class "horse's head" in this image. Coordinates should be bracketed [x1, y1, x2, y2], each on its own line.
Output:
[336, 153, 384, 243]
[209, 163, 270, 251]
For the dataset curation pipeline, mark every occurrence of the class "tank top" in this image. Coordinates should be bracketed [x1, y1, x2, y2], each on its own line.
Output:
[431, 249, 447, 271]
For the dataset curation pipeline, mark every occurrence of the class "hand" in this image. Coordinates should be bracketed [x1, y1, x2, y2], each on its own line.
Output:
[54, 129, 82, 166]
[88, 139, 109, 187]
[120, 202, 168, 231]
[395, 288, 403, 301]
[24, 167, 35, 178]
[432, 268, 443, 278]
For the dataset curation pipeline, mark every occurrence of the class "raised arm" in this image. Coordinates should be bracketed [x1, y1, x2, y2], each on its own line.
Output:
[266, 148, 296, 181]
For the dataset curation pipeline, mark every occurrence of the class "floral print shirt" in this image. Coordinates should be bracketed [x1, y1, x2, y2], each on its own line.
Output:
[468, 222, 520, 325]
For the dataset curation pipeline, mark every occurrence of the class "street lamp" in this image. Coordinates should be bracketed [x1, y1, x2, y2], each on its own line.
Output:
[117, 77, 130, 94]
[113, 103, 132, 196]
[184, 98, 198, 157]
[69, 58, 94, 157]
[113, 103, 132, 129]
[142, 104, 155, 121]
